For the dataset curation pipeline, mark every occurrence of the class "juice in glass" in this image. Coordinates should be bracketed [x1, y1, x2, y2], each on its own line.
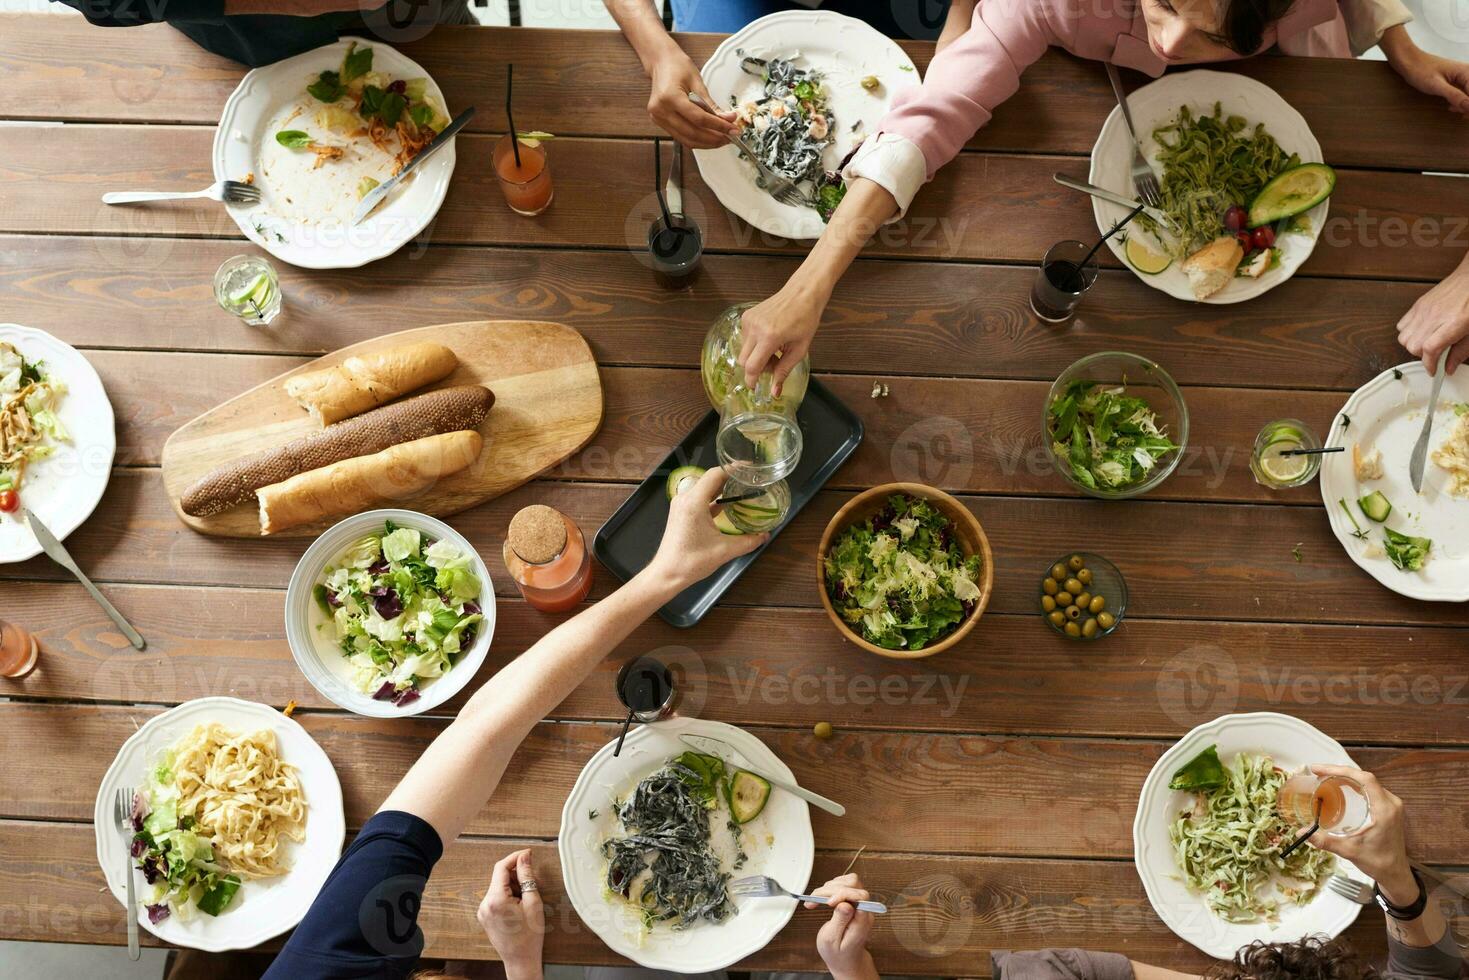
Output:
[503, 504, 592, 612]
[0, 619, 39, 678]
[1277, 771, 1370, 835]
[493, 135, 554, 216]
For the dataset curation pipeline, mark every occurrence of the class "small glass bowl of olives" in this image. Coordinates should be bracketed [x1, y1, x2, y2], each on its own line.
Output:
[1039, 552, 1127, 641]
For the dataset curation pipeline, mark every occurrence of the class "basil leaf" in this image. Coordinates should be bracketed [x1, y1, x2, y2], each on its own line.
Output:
[340, 42, 373, 84]
[307, 69, 344, 103]
[375, 91, 406, 126]
[408, 103, 435, 129]
[275, 130, 313, 149]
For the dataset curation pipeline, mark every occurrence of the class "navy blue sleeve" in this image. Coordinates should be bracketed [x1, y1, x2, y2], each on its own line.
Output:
[263, 810, 445, 980]
[49, 0, 226, 26]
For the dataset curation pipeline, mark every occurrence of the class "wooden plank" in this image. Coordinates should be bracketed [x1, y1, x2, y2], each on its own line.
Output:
[49, 350, 1393, 503]
[0, 234, 1423, 392]
[6, 581, 1468, 742]
[8, 472, 1469, 629]
[1, 17, 1461, 171]
[3, 127, 1464, 281]
[4, 702, 1467, 863]
[0, 818, 1411, 971]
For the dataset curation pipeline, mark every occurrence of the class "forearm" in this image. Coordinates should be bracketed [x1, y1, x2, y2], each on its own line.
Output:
[788, 177, 897, 305]
[937, 0, 976, 54]
[1131, 962, 1200, 980]
[381, 566, 679, 842]
[604, 0, 683, 74]
[1377, 864, 1449, 948]
[1378, 24, 1421, 68]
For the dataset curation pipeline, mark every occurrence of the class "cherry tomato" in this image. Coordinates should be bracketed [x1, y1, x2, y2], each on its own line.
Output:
[0, 490, 17, 513]
[1235, 231, 1253, 253]
[1224, 205, 1248, 233]
[1251, 225, 1276, 250]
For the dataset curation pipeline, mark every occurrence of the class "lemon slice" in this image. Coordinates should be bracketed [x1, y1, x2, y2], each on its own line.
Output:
[1259, 446, 1309, 484]
[229, 273, 272, 307]
[1125, 235, 1172, 275]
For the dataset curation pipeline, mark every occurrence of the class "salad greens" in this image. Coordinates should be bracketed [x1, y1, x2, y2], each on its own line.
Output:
[823, 494, 983, 651]
[0, 341, 69, 498]
[315, 521, 483, 706]
[1047, 380, 1180, 491]
[129, 751, 241, 924]
[1383, 527, 1431, 572]
[1170, 752, 1333, 924]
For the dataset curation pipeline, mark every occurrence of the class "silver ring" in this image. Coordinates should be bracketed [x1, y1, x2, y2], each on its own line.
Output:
[520, 879, 539, 893]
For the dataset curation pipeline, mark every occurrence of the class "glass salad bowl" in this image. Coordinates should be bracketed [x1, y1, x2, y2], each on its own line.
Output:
[1043, 352, 1189, 500]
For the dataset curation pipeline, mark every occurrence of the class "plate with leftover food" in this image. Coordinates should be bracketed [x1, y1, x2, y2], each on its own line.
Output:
[558, 715, 814, 972]
[0, 324, 115, 563]
[213, 39, 455, 269]
[696, 9, 918, 240]
[93, 696, 345, 952]
[1319, 361, 1469, 602]
[1089, 70, 1331, 303]
[1134, 711, 1363, 960]
[284, 509, 495, 717]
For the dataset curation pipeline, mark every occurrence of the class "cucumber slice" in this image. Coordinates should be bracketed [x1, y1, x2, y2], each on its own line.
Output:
[665, 465, 706, 501]
[1358, 490, 1392, 523]
[728, 770, 771, 824]
[1247, 163, 1335, 228]
[714, 510, 742, 535]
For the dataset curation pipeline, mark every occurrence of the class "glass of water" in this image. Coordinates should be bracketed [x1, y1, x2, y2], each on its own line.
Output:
[213, 254, 282, 326]
[716, 378, 803, 487]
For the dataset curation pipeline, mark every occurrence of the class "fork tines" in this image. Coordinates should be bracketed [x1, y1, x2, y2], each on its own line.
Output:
[222, 180, 262, 204]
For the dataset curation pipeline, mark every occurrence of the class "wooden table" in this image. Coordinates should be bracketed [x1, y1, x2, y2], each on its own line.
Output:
[1, 16, 1467, 974]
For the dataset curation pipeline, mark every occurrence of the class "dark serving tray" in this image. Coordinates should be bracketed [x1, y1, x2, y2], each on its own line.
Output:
[593, 378, 863, 628]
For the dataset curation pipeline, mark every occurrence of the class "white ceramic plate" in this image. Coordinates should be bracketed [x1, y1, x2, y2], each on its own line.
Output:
[284, 509, 496, 717]
[93, 696, 346, 952]
[0, 324, 114, 563]
[1134, 712, 1363, 960]
[1319, 362, 1469, 602]
[1089, 70, 1327, 304]
[695, 9, 918, 241]
[558, 715, 815, 973]
[213, 39, 455, 269]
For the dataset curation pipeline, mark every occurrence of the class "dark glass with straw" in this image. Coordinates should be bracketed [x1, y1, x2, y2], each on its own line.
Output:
[1031, 203, 1145, 323]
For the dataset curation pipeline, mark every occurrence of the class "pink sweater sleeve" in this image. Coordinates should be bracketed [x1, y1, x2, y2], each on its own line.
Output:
[879, 0, 1058, 180]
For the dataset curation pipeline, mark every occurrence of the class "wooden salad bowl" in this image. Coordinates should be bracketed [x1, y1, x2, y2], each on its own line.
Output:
[816, 483, 995, 660]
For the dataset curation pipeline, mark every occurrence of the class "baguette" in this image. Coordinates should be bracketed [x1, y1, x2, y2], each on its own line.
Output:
[257, 430, 482, 535]
[285, 341, 458, 424]
[181, 385, 494, 517]
[1180, 236, 1244, 300]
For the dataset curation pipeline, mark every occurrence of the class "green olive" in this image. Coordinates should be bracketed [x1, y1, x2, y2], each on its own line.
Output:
[1082, 618, 1099, 639]
[1065, 604, 1082, 621]
[1077, 568, 1093, 585]
[1064, 621, 1082, 638]
[1042, 577, 1059, 596]
[1068, 554, 1085, 571]
[1051, 563, 1068, 582]
[1073, 592, 1091, 611]
[814, 721, 834, 739]
[1041, 595, 1057, 612]
[1063, 578, 1083, 596]
[1097, 611, 1116, 629]
[1048, 610, 1066, 627]
[1055, 591, 1073, 607]
[1089, 595, 1106, 614]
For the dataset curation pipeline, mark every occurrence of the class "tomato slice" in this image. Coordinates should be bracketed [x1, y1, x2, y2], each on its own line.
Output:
[0, 489, 18, 513]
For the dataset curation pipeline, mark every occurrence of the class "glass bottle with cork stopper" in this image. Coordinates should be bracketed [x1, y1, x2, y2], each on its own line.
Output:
[503, 504, 593, 613]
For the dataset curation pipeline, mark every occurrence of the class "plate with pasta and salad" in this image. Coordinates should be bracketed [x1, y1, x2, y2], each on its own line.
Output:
[93, 696, 345, 951]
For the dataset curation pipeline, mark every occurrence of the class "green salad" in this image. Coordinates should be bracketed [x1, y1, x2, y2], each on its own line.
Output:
[129, 752, 241, 924]
[823, 494, 983, 651]
[1169, 749, 1333, 923]
[315, 522, 483, 707]
[1047, 380, 1180, 491]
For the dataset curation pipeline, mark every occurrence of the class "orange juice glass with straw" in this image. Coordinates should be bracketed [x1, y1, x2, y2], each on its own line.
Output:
[494, 134, 553, 215]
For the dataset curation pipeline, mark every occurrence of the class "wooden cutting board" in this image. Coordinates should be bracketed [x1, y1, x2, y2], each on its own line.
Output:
[161, 320, 603, 537]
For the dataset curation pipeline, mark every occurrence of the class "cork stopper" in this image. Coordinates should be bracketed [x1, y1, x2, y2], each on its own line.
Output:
[508, 505, 567, 565]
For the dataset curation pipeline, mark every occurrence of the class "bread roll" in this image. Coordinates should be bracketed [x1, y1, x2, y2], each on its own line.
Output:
[257, 430, 482, 535]
[285, 342, 458, 424]
[1180, 236, 1244, 300]
[181, 385, 494, 517]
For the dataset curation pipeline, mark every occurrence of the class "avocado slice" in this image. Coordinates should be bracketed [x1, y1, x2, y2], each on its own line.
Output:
[665, 465, 706, 501]
[728, 770, 772, 824]
[1247, 163, 1335, 229]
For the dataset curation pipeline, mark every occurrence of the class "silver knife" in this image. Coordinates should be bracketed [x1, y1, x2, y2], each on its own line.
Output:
[1052, 173, 1169, 227]
[666, 141, 684, 216]
[679, 733, 846, 816]
[1409, 349, 1450, 493]
[23, 508, 145, 650]
[351, 105, 476, 225]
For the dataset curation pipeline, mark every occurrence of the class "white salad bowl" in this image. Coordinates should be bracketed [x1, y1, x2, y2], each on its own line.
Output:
[284, 509, 495, 718]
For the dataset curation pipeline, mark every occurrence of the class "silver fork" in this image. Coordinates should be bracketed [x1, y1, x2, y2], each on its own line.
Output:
[1105, 63, 1161, 208]
[114, 786, 141, 960]
[728, 875, 888, 913]
[686, 92, 806, 207]
[102, 179, 261, 206]
[1327, 873, 1374, 905]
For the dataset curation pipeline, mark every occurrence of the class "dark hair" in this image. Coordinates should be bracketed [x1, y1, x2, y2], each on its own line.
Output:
[1221, 0, 1300, 55]
[1205, 937, 1376, 980]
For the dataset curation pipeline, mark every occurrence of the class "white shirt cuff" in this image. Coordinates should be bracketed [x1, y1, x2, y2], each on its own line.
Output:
[842, 133, 928, 222]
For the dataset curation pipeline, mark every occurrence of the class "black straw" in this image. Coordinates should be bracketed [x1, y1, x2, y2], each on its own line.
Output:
[715, 488, 767, 506]
[505, 64, 521, 169]
[653, 139, 673, 227]
[1080, 203, 1147, 269]
[1279, 796, 1323, 860]
[612, 707, 634, 757]
[1280, 446, 1345, 457]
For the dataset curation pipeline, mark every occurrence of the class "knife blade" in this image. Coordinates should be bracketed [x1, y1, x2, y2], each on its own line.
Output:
[1409, 349, 1450, 493]
[679, 733, 846, 816]
[351, 105, 476, 226]
[23, 508, 145, 650]
[665, 141, 684, 216]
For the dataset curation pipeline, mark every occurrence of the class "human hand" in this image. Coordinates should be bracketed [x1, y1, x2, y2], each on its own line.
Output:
[647, 48, 739, 149]
[737, 286, 824, 393]
[476, 849, 545, 980]
[1398, 264, 1469, 374]
[646, 466, 766, 588]
[806, 874, 879, 980]
[1305, 766, 1415, 901]
[1386, 42, 1469, 116]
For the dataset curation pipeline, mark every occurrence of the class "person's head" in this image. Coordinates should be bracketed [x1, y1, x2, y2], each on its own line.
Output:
[1141, 0, 1298, 63]
[1206, 937, 1374, 980]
